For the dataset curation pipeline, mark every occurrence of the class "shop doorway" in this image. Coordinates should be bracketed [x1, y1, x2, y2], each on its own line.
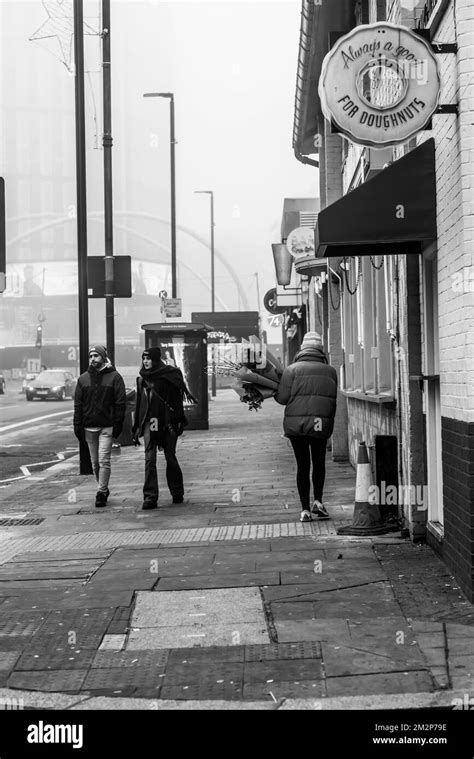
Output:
[423, 252, 443, 527]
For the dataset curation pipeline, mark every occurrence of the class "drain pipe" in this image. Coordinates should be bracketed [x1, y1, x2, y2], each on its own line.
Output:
[394, 257, 406, 533]
[294, 147, 319, 168]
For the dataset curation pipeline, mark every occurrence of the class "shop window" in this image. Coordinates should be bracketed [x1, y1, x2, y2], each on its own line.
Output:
[341, 255, 394, 397]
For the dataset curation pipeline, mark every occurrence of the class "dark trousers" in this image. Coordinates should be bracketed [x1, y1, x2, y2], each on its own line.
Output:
[143, 421, 184, 504]
[289, 436, 327, 510]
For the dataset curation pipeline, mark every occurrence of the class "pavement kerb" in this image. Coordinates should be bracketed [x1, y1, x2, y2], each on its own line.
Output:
[0, 687, 466, 711]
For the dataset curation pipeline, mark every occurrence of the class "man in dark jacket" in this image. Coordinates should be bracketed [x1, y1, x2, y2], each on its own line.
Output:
[275, 332, 337, 523]
[132, 347, 192, 510]
[73, 345, 126, 507]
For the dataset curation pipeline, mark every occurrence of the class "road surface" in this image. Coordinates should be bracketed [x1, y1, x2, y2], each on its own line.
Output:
[0, 381, 78, 484]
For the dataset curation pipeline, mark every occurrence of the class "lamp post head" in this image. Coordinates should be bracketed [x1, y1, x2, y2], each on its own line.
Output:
[143, 92, 173, 99]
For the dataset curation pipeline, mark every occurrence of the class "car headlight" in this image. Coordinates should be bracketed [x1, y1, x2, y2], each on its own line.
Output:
[27, 386, 34, 391]
[52, 386, 62, 391]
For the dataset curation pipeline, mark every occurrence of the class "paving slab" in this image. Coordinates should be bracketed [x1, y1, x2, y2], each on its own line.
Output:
[243, 680, 327, 700]
[445, 623, 474, 638]
[83, 666, 167, 692]
[0, 637, 29, 652]
[162, 661, 244, 686]
[243, 659, 323, 683]
[270, 601, 317, 621]
[86, 570, 158, 591]
[321, 641, 426, 677]
[159, 680, 243, 700]
[14, 649, 96, 671]
[347, 617, 417, 643]
[326, 670, 435, 697]
[274, 619, 352, 642]
[127, 623, 270, 650]
[91, 650, 169, 669]
[156, 571, 280, 591]
[131, 587, 265, 623]
[7, 669, 88, 693]
[98, 634, 127, 651]
[0, 611, 48, 636]
[167, 646, 246, 666]
[0, 652, 20, 669]
[0, 589, 134, 610]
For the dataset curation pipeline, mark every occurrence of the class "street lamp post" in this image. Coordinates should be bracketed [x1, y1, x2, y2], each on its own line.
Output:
[194, 190, 216, 397]
[73, 0, 93, 475]
[143, 92, 177, 298]
[102, 0, 115, 365]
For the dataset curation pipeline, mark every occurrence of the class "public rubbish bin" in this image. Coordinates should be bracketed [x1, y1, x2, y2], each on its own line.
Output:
[115, 386, 136, 446]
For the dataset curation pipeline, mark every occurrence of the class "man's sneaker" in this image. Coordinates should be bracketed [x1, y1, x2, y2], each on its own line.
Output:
[142, 501, 157, 510]
[95, 491, 107, 508]
[172, 495, 184, 504]
[300, 510, 313, 522]
[311, 501, 330, 519]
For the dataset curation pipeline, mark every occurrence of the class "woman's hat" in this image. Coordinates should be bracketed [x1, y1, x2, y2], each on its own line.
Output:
[301, 331, 322, 348]
[142, 347, 161, 364]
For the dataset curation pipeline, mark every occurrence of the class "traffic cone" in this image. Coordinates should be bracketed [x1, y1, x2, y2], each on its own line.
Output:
[337, 441, 399, 535]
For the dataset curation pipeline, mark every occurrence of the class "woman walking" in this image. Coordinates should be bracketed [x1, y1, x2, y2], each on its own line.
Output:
[132, 347, 193, 509]
[275, 332, 337, 522]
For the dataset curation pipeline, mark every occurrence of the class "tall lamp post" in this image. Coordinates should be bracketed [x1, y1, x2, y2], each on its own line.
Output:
[143, 92, 177, 298]
[73, 0, 93, 475]
[194, 190, 216, 397]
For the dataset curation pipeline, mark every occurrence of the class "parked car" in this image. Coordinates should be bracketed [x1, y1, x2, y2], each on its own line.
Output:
[21, 372, 38, 394]
[0, 373, 5, 394]
[25, 370, 76, 401]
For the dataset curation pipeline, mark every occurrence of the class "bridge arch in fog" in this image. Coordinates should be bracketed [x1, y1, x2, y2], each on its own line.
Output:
[6, 211, 250, 310]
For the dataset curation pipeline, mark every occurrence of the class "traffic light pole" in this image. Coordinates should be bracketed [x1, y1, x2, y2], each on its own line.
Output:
[73, 0, 93, 475]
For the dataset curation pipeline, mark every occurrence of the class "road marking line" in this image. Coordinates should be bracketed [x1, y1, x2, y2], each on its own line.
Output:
[20, 452, 65, 477]
[189, 613, 206, 617]
[0, 410, 73, 433]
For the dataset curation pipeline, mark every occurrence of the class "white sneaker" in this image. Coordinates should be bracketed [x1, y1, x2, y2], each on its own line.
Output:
[311, 501, 330, 519]
[300, 510, 313, 522]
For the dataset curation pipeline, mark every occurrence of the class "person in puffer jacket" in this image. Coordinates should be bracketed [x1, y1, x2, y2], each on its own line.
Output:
[275, 332, 337, 523]
[73, 345, 126, 508]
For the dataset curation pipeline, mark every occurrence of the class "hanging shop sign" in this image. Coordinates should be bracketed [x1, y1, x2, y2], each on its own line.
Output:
[286, 227, 316, 259]
[264, 287, 286, 315]
[319, 22, 440, 148]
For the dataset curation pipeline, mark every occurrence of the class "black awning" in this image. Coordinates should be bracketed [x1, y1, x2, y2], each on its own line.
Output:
[316, 139, 437, 257]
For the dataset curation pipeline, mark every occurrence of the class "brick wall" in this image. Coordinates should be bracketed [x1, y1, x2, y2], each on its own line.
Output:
[440, 418, 474, 601]
[424, 0, 474, 597]
[430, 1, 474, 424]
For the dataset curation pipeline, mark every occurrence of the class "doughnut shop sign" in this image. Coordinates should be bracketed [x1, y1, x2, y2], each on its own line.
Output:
[318, 23, 440, 148]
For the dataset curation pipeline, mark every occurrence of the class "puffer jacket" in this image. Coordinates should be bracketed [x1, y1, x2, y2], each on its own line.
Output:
[73, 365, 126, 434]
[275, 346, 337, 439]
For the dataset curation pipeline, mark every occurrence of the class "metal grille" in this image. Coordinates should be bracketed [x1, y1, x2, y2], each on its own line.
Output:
[0, 518, 44, 527]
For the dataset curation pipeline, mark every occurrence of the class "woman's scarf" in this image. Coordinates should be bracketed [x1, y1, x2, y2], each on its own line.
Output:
[139, 363, 197, 404]
[139, 361, 196, 447]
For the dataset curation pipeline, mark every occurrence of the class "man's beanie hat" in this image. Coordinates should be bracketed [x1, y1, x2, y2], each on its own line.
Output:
[301, 331, 322, 348]
[89, 344, 108, 361]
